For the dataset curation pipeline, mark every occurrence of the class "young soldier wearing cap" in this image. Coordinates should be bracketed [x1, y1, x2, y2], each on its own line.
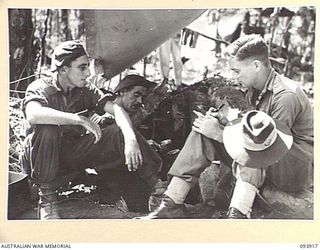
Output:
[21, 40, 165, 220]
[140, 34, 313, 219]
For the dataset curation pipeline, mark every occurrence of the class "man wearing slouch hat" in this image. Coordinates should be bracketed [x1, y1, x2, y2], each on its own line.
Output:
[20, 40, 165, 220]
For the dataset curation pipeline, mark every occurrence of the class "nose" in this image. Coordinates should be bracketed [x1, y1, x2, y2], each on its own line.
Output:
[84, 67, 90, 78]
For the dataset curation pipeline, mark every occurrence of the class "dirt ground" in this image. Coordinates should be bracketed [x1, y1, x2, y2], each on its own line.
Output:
[15, 178, 313, 220]
[16, 197, 313, 221]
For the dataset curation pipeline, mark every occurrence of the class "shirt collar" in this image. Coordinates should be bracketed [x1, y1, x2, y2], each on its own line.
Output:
[265, 68, 276, 92]
[255, 68, 276, 105]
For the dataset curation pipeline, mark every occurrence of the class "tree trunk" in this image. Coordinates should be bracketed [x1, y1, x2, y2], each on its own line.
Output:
[61, 9, 72, 41]
[9, 9, 37, 96]
[70, 9, 85, 40]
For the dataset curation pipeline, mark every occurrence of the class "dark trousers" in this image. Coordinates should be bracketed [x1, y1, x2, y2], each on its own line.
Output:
[21, 124, 162, 190]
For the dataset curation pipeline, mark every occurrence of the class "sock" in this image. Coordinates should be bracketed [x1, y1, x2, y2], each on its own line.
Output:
[164, 177, 191, 204]
[229, 178, 257, 218]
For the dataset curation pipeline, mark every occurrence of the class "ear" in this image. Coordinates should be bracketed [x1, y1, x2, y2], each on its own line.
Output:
[59, 65, 69, 73]
[253, 60, 261, 72]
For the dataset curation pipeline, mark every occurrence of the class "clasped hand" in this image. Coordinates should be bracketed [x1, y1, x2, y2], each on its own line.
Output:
[192, 111, 223, 142]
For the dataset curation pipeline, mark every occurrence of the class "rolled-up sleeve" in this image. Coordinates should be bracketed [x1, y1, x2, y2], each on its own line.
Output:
[82, 84, 116, 115]
[22, 80, 50, 116]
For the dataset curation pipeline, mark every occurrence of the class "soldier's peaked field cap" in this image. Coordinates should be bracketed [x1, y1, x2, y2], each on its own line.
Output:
[51, 40, 88, 72]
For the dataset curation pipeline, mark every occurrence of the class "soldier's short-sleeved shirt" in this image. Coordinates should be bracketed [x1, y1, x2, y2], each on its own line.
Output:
[23, 75, 106, 137]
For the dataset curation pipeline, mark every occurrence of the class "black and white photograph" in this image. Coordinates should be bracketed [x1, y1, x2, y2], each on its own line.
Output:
[7, 7, 315, 222]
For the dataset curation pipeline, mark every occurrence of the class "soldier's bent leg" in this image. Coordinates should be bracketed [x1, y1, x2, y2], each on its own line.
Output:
[139, 131, 229, 219]
[61, 124, 162, 188]
[21, 125, 62, 220]
[228, 162, 266, 219]
[166, 131, 229, 204]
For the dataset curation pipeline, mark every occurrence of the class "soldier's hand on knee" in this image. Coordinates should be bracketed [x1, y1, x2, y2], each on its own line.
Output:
[78, 115, 102, 143]
[124, 138, 143, 172]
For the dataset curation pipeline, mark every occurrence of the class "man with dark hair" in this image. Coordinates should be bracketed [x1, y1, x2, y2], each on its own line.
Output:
[140, 34, 313, 219]
[21, 40, 164, 220]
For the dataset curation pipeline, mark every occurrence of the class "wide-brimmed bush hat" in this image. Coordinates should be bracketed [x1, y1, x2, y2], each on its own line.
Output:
[223, 110, 293, 168]
[114, 75, 157, 93]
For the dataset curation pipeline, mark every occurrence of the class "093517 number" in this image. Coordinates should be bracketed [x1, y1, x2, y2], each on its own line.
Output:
[300, 244, 318, 248]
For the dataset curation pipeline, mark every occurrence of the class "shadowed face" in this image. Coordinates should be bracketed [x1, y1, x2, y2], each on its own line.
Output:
[119, 85, 147, 113]
[228, 57, 260, 89]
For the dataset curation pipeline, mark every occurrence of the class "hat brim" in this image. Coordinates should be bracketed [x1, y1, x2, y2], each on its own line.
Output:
[223, 118, 293, 168]
[114, 78, 157, 93]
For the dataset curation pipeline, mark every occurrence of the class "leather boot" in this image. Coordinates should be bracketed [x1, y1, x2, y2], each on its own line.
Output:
[136, 195, 189, 219]
[148, 179, 168, 212]
[227, 207, 248, 219]
[38, 188, 60, 220]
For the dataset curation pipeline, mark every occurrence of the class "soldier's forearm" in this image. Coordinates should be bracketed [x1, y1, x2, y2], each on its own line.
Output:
[113, 103, 136, 141]
[26, 101, 83, 126]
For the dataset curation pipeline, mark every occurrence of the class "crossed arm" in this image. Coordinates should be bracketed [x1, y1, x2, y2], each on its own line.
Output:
[25, 100, 142, 172]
